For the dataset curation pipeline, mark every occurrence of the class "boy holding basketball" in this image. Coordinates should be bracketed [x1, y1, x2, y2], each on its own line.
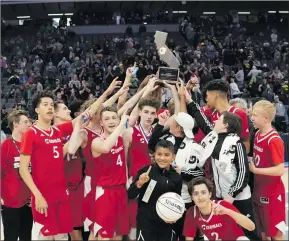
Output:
[128, 140, 182, 241]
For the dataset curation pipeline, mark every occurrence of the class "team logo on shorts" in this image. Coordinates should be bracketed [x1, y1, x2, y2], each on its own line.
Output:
[260, 197, 269, 204]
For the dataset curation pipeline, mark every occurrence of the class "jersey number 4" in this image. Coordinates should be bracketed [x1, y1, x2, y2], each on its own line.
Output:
[116, 154, 123, 166]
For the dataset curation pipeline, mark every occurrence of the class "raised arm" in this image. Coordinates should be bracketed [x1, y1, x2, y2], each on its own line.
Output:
[72, 77, 122, 126]
[91, 114, 129, 155]
[116, 66, 136, 110]
[103, 82, 131, 108]
[123, 127, 133, 167]
[183, 87, 213, 135]
[117, 85, 147, 117]
[128, 77, 159, 126]
[68, 111, 90, 155]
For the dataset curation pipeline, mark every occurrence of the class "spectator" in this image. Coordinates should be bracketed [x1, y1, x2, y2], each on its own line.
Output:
[274, 95, 286, 131]
[235, 67, 244, 89]
[230, 78, 241, 98]
[7, 73, 20, 85]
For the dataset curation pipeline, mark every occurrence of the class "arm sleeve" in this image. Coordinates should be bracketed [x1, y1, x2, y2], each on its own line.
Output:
[269, 138, 284, 166]
[196, 131, 219, 167]
[228, 141, 249, 198]
[57, 121, 74, 138]
[20, 130, 34, 156]
[187, 101, 213, 135]
[182, 166, 205, 182]
[127, 166, 149, 199]
[220, 200, 240, 213]
[183, 207, 197, 238]
[236, 110, 250, 139]
[148, 124, 165, 152]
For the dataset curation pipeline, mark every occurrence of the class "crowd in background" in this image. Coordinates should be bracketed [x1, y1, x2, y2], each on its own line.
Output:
[1, 11, 289, 137]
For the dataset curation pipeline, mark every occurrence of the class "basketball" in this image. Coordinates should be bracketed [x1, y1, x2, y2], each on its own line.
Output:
[156, 192, 185, 222]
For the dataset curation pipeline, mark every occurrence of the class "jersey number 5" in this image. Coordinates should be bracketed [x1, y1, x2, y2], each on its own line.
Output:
[53, 146, 60, 158]
[116, 154, 123, 166]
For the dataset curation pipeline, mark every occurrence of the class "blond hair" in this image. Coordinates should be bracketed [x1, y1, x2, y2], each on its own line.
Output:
[80, 98, 97, 112]
[253, 100, 276, 121]
[100, 106, 117, 119]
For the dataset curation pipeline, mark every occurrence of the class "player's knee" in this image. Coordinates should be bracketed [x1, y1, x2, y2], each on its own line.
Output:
[272, 231, 284, 241]
[260, 232, 271, 241]
[128, 228, 137, 240]
[70, 230, 82, 241]
[54, 233, 68, 240]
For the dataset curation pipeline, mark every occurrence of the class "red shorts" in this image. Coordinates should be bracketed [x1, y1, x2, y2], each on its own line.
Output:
[93, 185, 129, 238]
[253, 193, 286, 237]
[128, 199, 138, 228]
[83, 176, 95, 232]
[31, 198, 73, 237]
[69, 181, 84, 228]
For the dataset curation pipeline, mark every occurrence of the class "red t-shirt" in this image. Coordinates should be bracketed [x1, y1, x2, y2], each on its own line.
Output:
[93, 136, 127, 187]
[208, 106, 250, 139]
[20, 122, 73, 203]
[128, 125, 152, 178]
[253, 129, 285, 200]
[1, 138, 31, 208]
[183, 200, 246, 240]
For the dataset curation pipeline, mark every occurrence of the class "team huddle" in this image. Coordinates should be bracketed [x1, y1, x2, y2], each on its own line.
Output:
[1, 69, 286, 241]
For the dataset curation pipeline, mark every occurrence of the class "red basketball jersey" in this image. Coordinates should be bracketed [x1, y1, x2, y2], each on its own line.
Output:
[128, 125, 152, 178]
[64, 151, 83, 190]
[82, 127, 101, 177]
[1, 138, 31, 208]
[209, 106, 249, 139]
[93, 136, 127, 187]
[21, 122, 73, 203]
[184, 200, 246, 241]
[252, 129, 285, 200]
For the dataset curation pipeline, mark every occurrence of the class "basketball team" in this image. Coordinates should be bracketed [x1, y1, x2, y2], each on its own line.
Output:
[1, 68, 286, 241]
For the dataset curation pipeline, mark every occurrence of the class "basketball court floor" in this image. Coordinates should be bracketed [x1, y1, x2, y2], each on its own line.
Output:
[1, 171, 288, 240]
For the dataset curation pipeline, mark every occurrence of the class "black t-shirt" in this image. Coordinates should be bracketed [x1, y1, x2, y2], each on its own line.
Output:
[79, 87, 90, 100]
[80, 71, 89, 82]
[211, 67, 222, 79]
[74, 47, 82, 57]
[92, 71, 103, 86]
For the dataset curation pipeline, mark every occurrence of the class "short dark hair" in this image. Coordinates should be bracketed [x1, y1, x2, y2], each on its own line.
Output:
[188, 176, 214, 196]
[155, 140, 175, 154]
[54, 101, 64, 111]
[205, 79, 230, 94]
[31, 91, 55, 110]
[69, 100, 84, 118]
[7, 110, 29, 131]
[222, 111, 242, 136]
[138, 98, 161, 111]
